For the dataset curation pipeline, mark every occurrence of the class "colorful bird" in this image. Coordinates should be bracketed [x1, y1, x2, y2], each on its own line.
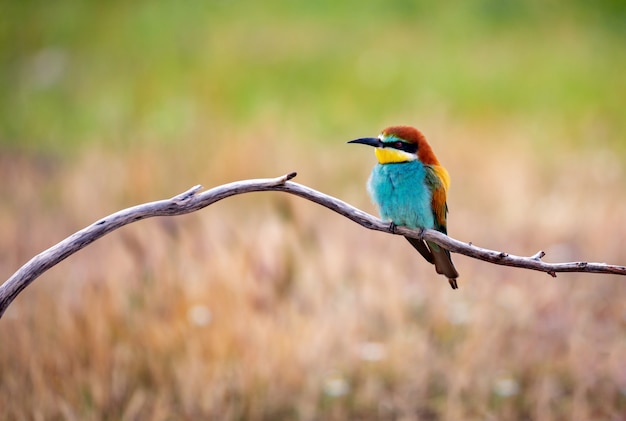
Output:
[348, 125, 459, 289]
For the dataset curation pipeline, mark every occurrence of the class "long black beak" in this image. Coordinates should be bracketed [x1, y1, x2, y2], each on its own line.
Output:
[347, 137, 382, 148]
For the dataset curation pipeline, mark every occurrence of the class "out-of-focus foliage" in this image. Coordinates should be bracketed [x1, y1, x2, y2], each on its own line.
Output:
[1, 0, 625, 151]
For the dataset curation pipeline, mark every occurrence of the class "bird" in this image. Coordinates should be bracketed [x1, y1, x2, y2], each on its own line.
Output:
[348, 125, 459, 289]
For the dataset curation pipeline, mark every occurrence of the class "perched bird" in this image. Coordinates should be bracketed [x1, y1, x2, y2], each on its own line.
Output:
[348, 125, 459, 289]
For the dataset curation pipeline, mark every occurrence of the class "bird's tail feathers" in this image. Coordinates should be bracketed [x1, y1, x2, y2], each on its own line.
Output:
[405, 237, 434, 264]
[428, 242, 459, 290]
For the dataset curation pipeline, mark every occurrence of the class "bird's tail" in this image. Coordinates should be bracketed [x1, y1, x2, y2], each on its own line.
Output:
[428, 241, 459, 290]
[405, 237, 459, 289]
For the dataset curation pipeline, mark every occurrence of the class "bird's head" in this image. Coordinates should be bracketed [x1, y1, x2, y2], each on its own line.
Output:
[348, 125, 440, 166]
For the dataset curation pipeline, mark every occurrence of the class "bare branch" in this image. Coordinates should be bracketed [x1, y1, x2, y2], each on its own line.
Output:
[1, 172, 624, 318]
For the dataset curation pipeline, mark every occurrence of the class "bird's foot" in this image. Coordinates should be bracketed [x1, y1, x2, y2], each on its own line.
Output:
[389, 221, 398, 234]
[418, 227, 426, 241]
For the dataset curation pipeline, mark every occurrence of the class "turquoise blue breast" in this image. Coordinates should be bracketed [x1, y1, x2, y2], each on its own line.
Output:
[367, 160, 434, 229]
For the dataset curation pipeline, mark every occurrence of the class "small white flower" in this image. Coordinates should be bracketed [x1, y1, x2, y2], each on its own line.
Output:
[493, 376, 520, 397]
[323, 375, 349, 397]
[187, 305, 212, 326]
[358, 342, 387, 362]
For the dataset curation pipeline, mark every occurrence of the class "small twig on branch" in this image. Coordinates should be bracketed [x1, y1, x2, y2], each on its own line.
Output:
[1, 172, 624, 318]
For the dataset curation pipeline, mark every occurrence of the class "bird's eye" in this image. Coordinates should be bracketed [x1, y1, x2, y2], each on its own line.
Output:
[394, 141, 404, 149]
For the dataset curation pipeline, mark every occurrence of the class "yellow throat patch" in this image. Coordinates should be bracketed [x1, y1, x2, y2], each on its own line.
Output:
[375, 147, 414, 164]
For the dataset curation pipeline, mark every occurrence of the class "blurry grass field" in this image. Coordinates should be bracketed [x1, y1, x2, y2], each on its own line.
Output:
[1, 1, 626, 420]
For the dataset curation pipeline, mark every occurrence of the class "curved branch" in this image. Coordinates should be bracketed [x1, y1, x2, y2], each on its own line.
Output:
[1, 172, 624, 318]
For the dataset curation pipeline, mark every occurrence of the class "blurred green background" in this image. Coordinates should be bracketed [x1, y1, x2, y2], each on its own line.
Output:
[1, 1, 625, 420]
[2, 0, 626, 152]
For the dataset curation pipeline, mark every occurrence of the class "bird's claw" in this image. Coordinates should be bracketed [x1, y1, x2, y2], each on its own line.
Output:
[389, 221, 398, 234]
[418, 227, 426, 241]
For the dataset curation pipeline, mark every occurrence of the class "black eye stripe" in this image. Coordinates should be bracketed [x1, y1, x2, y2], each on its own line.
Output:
[384, 140, 417, 154]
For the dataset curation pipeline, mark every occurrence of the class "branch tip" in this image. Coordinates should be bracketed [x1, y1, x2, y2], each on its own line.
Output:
[271, 172, 298, 186]
[173, 185, 203, 202]
[531, 250, 546, 260]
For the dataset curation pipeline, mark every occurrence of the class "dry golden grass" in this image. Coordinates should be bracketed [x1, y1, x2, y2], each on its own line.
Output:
[1, 123, 625, 420]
